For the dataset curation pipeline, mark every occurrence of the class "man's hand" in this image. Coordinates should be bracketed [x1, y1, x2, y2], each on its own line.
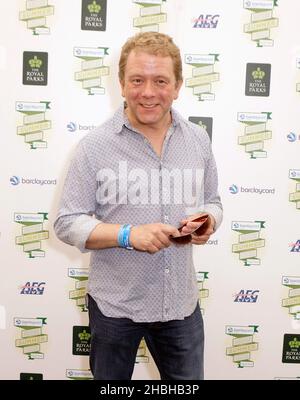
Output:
[130, 223, 180, 254]
[180, 213, 216, 245]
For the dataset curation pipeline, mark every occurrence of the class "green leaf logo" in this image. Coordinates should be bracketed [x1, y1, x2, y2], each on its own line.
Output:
[78, 329, 91, 341]
[252, 67, 265, 80]
[29, 56, 42, 68]
[88, 1, 101, 13]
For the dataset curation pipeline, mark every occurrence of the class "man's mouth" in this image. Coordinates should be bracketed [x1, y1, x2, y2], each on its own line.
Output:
[140, 104, 157, 109]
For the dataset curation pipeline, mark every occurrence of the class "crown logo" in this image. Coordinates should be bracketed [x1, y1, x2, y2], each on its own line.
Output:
[78, 329, 91, 341]
[252, 67, 265, 80]
[88, 1, 101, 13]
[197, 120, 207, 130]
[29, 56, 42, 68]
[289, 337, 300, 349]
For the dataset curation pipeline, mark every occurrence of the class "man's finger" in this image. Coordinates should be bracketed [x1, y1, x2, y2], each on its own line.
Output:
[156, 233, 171, 247]
[147, 244, 160, 254]
[161, 224, 180, 237]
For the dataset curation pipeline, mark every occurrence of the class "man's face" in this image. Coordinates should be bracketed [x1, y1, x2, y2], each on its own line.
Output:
[120, 50, 182, 131]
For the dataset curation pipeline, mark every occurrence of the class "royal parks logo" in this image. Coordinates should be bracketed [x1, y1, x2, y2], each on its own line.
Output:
[225, 325, 259, 368]
[20, 281, 46, 295]
[14, 317, 48, 360]
[234, 289, 259, 303]
[232, 221, 265, 266]
[14, 212, 49, 258]
[16, 101, 51, 149]
[20, 373, 43, 380]
[133, 0, 167, 32]
[189, 117, 213, 141]
[81, 0, 107, 31]
[282, 276, 300, 321]
[243, 0, 279, 47]
[73, 47, 109, 95]
[289, 169, 300, 210]
[19, 0, 54, 35]
[245, 63, 271, 97]
[73, 326, 91, 356]
[68, 268, 89, 312]
[229, 184, 275, 195]
[185, 54, 220, 101]
[192, 13, 219, 29]
[23, 52, 48, 86]
[282, 334, 300, 363]
[237, 112, 272, 158]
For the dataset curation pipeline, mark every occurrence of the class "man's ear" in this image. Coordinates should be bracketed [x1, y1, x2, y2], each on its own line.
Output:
[174, 79, 183, 100]
[120, 80, 125, 97]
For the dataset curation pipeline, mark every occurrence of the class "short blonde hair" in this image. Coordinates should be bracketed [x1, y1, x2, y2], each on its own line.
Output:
[119, 32, 182, 84]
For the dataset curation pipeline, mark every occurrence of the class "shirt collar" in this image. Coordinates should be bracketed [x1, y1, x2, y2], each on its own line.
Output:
[112, 103, 180, 135]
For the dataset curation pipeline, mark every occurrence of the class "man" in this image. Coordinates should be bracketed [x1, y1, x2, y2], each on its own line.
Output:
[54, 32, 222, 380]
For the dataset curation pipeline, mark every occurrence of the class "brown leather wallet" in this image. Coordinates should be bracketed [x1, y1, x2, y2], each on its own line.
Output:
[170, 214, 209, 244]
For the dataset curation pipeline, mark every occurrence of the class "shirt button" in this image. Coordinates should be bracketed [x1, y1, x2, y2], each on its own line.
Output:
[164, 215, 169, 222]
[165, 268, 170, 274]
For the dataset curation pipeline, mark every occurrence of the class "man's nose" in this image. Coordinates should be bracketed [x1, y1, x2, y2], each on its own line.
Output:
[142, 80, 155, 97]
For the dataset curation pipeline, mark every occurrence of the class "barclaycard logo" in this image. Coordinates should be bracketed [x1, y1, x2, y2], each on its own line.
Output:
[10, 176, 56, 186]
[229, 184, 275, 195]
[67, 122, 77, 132]
[67, 122, 96, 133]
[229, 184, 239, 194]
[10, 176, 20, 186]
[287, 132, 300, 142]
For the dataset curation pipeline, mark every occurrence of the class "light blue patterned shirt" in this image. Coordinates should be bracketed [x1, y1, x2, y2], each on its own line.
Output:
[54, 105, 222, 322]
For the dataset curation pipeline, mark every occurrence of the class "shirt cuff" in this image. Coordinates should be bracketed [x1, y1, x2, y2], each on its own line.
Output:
[69, 215, 102, 253]
[203, 204, 223, 232]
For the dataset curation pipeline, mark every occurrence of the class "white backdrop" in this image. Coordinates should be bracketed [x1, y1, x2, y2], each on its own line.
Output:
[1, 0, 300, 380]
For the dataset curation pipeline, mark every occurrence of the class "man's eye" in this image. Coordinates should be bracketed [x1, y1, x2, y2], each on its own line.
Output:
[133, 79, 142, 84]
[157, 80, 167, 85]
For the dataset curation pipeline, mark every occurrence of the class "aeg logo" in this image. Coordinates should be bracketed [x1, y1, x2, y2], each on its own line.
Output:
[290, 240, 300, 252]
[192, 14, 220, 28]
[234, 290, 259, 303]
[20, 282, 45, 295]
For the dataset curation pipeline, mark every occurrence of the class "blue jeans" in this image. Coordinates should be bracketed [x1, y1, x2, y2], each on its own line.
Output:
[87, 295, 204, 380]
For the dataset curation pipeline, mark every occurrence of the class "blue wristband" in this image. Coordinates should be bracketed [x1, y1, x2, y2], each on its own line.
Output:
[118, 224, 133, 250]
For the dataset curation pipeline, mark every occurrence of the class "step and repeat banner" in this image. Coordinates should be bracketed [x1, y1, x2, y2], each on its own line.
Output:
[0, 0, 300, 380]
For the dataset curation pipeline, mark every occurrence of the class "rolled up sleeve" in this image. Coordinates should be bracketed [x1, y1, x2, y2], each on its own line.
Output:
[203, 138, 223, 231]
[54, 140, 101, 253]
